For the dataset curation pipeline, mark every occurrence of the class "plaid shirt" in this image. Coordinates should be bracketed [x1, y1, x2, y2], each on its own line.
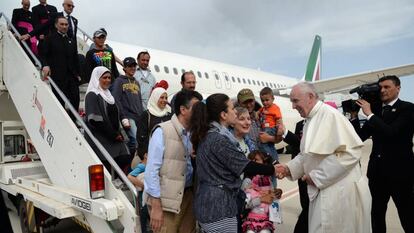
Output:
[248, 111, 261, 147]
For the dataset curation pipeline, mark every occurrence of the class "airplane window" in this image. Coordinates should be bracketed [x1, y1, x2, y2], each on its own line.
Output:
[237, 77, 241, 83]
[173, 67, 178, 75]
[247, 79, 251, 85]
[181, 69, 185, 74]
[277, 84, 280, 88]
[231, 76, 235, 82]
[252, 80, 256, 85]
[266, 82, 269, 87]
[204, 72, 209, 79]
[225, 76, 229, 81]
[154, 65, 160, 72]
[261, 81, 265, 86]
[215, 74, 219, 80]
[197, 71, 202, 78]
[164, 66, 169, 74]
[242, 78, 246, 84]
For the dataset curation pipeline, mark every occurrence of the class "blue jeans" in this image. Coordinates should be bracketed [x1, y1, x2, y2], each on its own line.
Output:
[259, 127, 278, 162]
[259, 127, 279, 188]
[126, 118, 137, 150]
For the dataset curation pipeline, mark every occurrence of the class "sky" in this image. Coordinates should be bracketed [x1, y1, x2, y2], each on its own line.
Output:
[2, 0, 414, 102]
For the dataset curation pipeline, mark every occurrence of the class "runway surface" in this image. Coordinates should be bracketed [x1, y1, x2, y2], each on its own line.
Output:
[5, 139, 405, 232]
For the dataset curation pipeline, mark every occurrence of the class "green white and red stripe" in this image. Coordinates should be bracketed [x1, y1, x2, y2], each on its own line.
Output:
[304, 35, 321, 82]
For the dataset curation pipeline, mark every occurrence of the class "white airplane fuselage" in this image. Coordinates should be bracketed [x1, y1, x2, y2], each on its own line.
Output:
[109, 40, 302, 139]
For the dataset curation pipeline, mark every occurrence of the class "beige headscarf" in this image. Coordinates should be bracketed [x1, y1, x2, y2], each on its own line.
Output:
[147, 87, 171, 117]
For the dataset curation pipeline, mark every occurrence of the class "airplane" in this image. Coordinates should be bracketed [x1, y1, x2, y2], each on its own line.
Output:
[76, 31, 414, 140]
[78, 33, 318, 134]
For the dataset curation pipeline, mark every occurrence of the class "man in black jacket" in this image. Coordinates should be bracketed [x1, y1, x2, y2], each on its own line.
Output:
[41, 16, 80, 121]
[278, 121, 308, 233]
[31, 0, 58, 56]
[21, 0, 77, 42]
[12, 0, 36, 57]
[355, 75, 414, 233]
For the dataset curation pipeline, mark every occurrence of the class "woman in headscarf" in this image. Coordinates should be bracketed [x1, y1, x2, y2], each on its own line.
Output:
[85, 66, 130, 172]
[136, 87, 172, 159]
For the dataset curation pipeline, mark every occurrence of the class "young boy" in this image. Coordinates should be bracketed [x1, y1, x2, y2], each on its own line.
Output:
[127, 152, 149, 233]
[258, 87, 283, 161]
[127, 152, 147, 191]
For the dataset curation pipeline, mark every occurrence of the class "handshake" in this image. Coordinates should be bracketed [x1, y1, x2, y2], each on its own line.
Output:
[274, 164, 290, 179]
[274, 163, 315, 186]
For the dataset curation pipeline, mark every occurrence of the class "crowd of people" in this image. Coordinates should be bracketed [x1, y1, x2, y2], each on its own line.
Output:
[5, 1, 414, 233]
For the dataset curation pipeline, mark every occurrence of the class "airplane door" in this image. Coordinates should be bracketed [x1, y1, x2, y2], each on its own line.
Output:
[222, 72, 231, 89]
[212, 71, 222, 89]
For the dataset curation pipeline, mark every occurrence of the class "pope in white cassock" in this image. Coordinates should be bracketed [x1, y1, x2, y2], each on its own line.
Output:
[276, 82, 372, 233]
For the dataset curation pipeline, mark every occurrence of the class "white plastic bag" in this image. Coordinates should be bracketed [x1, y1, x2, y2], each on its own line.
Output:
[269, 199, 282, 224]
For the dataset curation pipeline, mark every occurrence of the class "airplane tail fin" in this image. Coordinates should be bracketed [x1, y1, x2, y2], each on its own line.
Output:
[302, 35, 322, 82]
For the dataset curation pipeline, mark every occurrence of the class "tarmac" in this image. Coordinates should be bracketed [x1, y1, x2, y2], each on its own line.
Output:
[5, 139, 405, 233]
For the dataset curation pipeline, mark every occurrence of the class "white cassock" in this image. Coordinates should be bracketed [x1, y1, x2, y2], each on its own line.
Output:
[287, 101, 372, 233]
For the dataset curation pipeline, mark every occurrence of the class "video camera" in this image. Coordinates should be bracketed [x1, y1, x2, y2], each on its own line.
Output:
[342, 82, 381, 114]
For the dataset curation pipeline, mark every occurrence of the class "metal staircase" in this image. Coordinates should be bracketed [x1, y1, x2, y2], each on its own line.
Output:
[0, 13, 141, 233]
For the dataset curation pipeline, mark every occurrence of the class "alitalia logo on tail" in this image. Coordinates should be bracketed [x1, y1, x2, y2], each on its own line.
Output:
[304, 35, 321, 82]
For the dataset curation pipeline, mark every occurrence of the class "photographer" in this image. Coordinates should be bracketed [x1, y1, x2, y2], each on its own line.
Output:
[353, 75, 414, 233]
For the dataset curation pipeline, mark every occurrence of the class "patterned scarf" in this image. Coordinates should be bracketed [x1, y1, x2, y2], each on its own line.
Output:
[209, 121, 240, 149]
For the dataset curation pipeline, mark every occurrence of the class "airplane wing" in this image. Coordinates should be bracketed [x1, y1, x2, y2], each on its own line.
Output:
[273, 63, 414, 97]
[313, 63, 414, 94]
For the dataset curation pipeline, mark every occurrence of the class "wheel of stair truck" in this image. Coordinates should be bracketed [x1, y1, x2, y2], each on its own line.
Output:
[18, 198, 58, 233]
[19, 198, 40, 233]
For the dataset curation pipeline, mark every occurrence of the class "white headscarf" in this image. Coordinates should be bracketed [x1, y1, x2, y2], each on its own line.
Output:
[86, 66, 115, 104]
[147, 87, 171, 117]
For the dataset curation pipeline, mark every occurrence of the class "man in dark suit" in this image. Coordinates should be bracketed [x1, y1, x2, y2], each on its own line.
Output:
[278, 120, 308, 233]
[59, 0, 77, 40]
[21, 0, 78, 42]
[41, 16, 80, 122]
[355, 75, 414, 233]
[12, 0, 36, 57]
[31, 0, 58, 57]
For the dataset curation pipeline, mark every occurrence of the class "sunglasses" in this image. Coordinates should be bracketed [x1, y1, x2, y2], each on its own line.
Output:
[66, 4, 75, 8]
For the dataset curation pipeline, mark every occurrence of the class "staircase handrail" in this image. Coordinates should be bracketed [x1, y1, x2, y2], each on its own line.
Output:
[0, 12, 140, 217]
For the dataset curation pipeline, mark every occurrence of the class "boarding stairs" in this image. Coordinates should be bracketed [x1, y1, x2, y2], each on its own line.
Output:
[0, 13, 141, 233]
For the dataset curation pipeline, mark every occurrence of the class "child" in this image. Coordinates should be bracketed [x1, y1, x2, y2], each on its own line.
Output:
[127, 152, 150, 233]
[242, 150, 283, 233]
[258, 87, 283, 162]
[128, 152, 147, 191]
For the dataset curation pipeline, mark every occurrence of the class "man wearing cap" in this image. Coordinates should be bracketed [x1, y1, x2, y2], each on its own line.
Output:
[134, 51, 156, 111]
[85, 28, 119, 83]
[237, 88, 275, 148]
[112, 57, 144, 156]
[88, 28, 123, 66]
